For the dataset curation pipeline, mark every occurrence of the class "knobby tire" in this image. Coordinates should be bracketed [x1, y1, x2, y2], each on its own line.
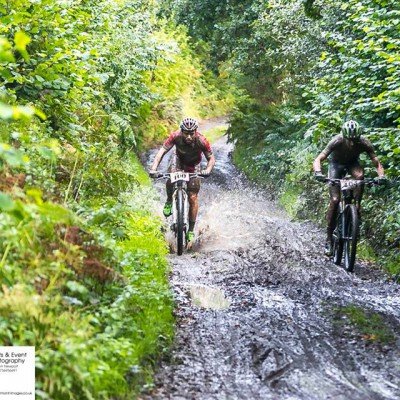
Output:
[333, 205, 344, 265]
[176, 188, 185, 256]
[344, 205, 359, 272]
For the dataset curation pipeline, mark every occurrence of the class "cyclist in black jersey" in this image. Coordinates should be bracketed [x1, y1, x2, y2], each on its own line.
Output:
[313, 120, 385, 255]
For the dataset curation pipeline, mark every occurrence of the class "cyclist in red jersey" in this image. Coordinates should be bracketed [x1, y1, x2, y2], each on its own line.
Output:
[149, 117, 216, 242]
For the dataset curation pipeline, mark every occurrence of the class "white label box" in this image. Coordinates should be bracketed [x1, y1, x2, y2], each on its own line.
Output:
[0, 347, 35, 399]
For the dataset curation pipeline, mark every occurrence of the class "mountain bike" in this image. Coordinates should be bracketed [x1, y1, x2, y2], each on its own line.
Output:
[151, 171, 206, 255]
[323, 177, 383, 272]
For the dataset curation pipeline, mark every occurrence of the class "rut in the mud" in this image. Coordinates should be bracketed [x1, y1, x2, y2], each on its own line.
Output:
[144, 119, 400, 400]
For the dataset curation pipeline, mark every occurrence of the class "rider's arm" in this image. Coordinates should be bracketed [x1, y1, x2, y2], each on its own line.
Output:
[199, 134, 215, 174]
[313, 152, 327, 173]
[150, 147, 168, 172]
[363, 138, 385, 177]
[313, 135, 340, 172]
[203, 153, 216, 174]
[371, 155, 385, 177]
[150, 131, 176, 171]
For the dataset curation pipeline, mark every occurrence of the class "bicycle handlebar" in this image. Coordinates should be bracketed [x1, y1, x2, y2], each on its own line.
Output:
[149, 172, 208, 179]
[323, 177, 384, 186]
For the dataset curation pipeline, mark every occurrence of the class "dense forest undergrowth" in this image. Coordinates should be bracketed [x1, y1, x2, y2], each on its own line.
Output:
[0, 0, 399, 398]
[164, 0, 400, 274]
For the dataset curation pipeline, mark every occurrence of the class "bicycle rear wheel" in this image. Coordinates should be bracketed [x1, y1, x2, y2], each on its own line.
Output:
[176, 188, 185, 256]
[343, 205, 359, 272]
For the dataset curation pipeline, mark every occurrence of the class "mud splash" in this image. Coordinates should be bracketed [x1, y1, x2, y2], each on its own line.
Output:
[143, 119, 400, 400]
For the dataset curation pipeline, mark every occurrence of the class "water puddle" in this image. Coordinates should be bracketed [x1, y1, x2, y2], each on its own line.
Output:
[189, 284, 231, 310]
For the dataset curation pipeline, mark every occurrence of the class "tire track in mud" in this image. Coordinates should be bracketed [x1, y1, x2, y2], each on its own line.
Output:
[143, 118, 400, 400]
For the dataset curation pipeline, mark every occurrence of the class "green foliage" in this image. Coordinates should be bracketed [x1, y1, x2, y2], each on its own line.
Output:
[383, 253, 400, 279]
[334, 305, 396, 344]
[166, 0, 324, 102]
[298, 0, 400, 267]
[0, 35, 43, 120]
[138, 23, 235, 146]
[303, 0, 323, 19]
[203, 126, 227, 144]
[0, 154, 174, 399]
[304, 0, 400, 175]
[229, 101, 309, 190]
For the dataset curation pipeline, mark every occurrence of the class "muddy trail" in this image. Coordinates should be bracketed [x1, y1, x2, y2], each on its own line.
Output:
[143, 118, 400, 400]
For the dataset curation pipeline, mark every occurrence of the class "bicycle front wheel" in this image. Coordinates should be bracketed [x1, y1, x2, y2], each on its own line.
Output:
[333, 228, 343, 266]
[176, 188, 185, 256]
[333, 205, 344, 265]
[343, 205, 359, 272]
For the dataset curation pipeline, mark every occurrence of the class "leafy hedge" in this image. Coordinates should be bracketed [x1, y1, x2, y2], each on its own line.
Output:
[0, 173, 173, 399]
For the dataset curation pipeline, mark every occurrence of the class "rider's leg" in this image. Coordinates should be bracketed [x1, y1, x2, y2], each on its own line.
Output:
[188, 192, 199, 231]
[166, 151, 178, 202]
[166, 180, 173, 202]
[327, 185, 341, 248]
[187, 177, 201, 238]
[350, 163, 364, 215]
[164, 152, 180, 217]
[163, 180, 174, 217]
[326, 162, 345, 254]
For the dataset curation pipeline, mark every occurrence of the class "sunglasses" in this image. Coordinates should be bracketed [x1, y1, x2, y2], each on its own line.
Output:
[182, 130, 196, 136]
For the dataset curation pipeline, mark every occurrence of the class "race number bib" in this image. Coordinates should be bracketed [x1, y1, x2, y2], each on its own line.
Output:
[170, 171, 190, 183]
[340, 179, 359, 190]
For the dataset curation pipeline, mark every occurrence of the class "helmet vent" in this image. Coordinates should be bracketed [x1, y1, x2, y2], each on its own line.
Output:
[180, 117, 199, 132]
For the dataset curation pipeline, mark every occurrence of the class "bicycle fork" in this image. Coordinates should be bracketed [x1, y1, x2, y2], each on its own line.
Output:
[171, 185, 189, 235]
[183, 191, 189, 234]
[341, 204, 355, 240]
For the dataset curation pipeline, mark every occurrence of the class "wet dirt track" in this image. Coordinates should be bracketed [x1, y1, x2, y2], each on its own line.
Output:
[144, 118, 400, 400]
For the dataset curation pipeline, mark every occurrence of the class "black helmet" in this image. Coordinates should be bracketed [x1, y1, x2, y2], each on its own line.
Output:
[180, 117, 198, 132]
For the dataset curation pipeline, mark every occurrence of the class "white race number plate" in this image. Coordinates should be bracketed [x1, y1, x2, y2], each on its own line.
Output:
[340, 179, 359, 190]
[170, 171, 190, 183]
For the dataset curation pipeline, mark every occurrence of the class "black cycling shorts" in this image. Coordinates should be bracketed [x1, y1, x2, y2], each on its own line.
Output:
[328, 160, 363, 179]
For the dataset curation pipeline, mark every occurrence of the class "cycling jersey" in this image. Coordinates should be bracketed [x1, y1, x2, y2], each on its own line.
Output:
[321, 134, 377, 164]
[163, 130, 213, 172]
[167, 150, 201, 193]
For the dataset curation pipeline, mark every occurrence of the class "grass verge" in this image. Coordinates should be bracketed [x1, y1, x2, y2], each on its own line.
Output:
[0, 153, 174, 399]
[333, 305, 396, 344]
[203, 126, 228, 144]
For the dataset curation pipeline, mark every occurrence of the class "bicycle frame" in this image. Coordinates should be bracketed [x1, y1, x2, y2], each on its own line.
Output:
[331, 177, 375, 214]
[337, 180, 359, 238]
[151, 171, 204, 255]
[326, 177, 378, 271]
